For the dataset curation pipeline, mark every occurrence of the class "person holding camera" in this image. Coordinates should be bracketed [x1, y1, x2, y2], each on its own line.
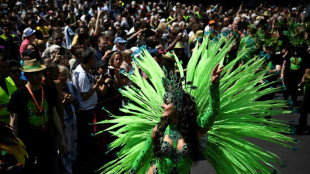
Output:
[48, 45, 69, 67]
[43, 31, 67, 60]
[72, 48, 103, 167]
[93, 60, 121, 157]
[109, 51, 125, 89]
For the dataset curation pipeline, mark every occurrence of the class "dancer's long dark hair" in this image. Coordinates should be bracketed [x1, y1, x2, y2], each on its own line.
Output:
[153, 92, 200, 163]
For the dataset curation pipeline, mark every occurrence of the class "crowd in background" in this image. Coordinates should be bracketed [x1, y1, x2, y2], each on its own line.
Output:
[0, 0, 310, 173]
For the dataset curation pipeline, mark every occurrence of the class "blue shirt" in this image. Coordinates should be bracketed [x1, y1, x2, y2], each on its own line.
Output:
[95, 48, 105, 62]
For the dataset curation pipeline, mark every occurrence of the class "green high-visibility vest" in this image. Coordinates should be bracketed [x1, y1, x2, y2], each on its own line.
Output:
[195, 12, 201, 19]
[183, 15, 191, 22]
[0, 77, 17, 124]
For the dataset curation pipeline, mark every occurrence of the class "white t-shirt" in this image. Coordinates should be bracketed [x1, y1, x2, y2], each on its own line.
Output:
[72, 64, 97, 110]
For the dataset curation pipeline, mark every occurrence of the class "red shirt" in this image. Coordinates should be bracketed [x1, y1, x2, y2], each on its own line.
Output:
[19, 39, 31, 56]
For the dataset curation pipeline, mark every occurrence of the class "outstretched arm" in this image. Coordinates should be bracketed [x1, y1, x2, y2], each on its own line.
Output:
[197, 64, 223, 130]
[130, 127, 156, 173]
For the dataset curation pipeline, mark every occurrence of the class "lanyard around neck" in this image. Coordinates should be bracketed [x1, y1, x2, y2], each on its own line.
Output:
[26, 84, 44, 113]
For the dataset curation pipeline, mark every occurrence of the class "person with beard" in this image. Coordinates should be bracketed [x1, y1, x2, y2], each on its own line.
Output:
[95, 36, 112, 62]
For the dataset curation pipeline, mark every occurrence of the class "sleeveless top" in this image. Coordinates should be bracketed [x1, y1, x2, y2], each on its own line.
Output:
[155, 124, 193, 174]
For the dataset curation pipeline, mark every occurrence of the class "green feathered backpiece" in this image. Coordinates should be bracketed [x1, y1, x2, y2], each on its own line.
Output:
[96, 35, 295, 174]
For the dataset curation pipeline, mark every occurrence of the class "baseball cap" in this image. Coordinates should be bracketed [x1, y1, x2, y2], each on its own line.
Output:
[114, 37, 127, 44]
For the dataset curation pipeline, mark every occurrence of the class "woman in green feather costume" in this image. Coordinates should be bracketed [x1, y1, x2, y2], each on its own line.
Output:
[97, 35, 296, 174]
[128, 63, 222, 174]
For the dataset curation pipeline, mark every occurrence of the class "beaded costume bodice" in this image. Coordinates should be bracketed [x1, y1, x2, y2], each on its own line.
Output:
[155, 124, 192, 174]
[161, 124, 190, 158]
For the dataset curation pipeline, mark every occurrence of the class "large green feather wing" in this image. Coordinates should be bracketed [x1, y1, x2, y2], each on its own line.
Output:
[185, 36, 295, 173]
[97, 50, 165, 174]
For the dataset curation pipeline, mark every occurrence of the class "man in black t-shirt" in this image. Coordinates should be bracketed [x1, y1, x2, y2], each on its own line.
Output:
[7, 59, 65, 174]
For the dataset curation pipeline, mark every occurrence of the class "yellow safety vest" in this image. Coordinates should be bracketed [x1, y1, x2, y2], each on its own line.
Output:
[166, 16, 174, 27]
[183, 15, 191, 23]
[0, 77, 17, 124]
[167, 16, 174, 22]
[195, 12, 201, 19]
[0, 34, 18, 44]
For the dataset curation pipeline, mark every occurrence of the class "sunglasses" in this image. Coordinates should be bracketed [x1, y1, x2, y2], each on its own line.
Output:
[11, 69, 21, 74]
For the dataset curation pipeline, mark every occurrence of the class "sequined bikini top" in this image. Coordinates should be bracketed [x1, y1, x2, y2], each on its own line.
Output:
[161, 124, 190, 158]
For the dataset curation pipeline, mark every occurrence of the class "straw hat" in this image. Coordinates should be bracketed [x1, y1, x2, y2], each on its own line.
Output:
[262, 11, 269, 16]
[174, 42, 185, 49]
[196, 30, 203, 37]
[20, 59, 46, 73]
[23, 27, 36, 37]
[162, 51, 175, 62]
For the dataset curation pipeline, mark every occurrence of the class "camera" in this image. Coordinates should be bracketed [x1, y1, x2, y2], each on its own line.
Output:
[107, 66, 115, 78]
[59, 47, 65, 55]
[63, 86, 69, 94]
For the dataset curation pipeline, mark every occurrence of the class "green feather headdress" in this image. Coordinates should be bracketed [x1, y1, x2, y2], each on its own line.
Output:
[162, 67, 197, 111]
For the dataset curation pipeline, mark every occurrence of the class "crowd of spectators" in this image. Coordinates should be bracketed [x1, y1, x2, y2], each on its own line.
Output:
[1, 0, 310, 173]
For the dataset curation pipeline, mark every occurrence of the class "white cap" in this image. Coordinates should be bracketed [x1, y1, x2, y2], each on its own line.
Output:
[49, 45, 61, 52]
[251, 13, 257, 18]
[131, 46, 139, 57]
[292, 7, 297, 11]
[241, 14, 247, 18]
[172, 6, 176, 12]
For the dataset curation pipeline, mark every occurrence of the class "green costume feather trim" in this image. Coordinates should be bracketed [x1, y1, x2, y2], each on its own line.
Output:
[97, 35, 295, 174]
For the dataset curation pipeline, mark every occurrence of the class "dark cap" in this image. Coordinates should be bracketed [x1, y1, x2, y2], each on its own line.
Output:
[22, 49, 35, 58]
[95, 60, 108, 70]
